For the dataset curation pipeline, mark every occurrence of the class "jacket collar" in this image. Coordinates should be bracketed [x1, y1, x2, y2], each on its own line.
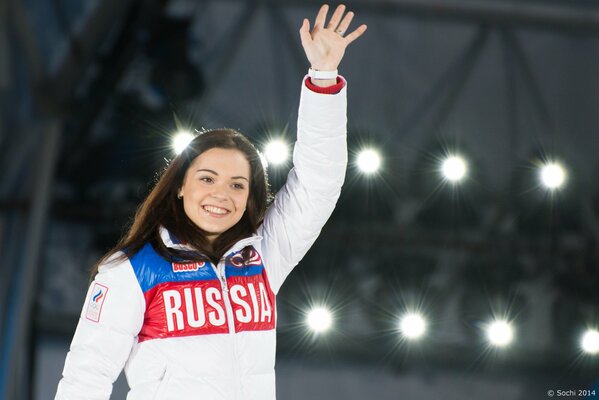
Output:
[158, 226, 262, 255]
[159, 226, 188, 249]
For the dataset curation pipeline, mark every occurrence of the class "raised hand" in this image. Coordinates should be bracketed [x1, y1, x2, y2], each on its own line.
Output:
[299, 4, 367, 72]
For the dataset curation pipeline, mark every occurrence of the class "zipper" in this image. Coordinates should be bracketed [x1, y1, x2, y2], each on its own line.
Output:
[213, 259, 235, 334]
[217, 238, 263, 400]
[214, 259, 243, 399]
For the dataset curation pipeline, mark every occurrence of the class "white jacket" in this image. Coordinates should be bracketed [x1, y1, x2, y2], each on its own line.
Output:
[55, 77, 348, 400]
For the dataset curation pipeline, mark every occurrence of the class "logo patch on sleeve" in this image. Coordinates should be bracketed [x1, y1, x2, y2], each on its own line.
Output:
[85, 283, 109, 322]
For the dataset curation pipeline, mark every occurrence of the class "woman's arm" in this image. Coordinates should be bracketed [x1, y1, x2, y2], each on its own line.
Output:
[257, 5, 366, 293]
[55, 256, 145, 399]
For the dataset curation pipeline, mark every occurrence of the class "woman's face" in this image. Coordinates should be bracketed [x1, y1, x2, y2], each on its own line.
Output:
[179, 148, 251, 243]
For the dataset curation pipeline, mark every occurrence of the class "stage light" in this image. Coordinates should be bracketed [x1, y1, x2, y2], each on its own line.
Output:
[264, 139, 289, 166]
[399, 312, 427, 340]
[306, 306, 333, 333]
[356, 148, 381, 174]
[581, 329, 599, 355]
[540, 162, 566, 189]
[172, 131, 195, 154]
[441, 155, 467, 182]
[486, 320, 514, 347]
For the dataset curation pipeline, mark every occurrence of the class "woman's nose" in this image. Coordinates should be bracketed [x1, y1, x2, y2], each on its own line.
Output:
[209, 184, 228, 200]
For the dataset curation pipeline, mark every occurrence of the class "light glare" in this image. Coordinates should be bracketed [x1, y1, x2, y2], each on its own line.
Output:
[540, 162, 566, 189]
[172, 131, 195, 154]
[357, 149, 381, 174]
[258, 151, 268, 169]
[264, 140, 289, 165]
[441, 155, 467, 182]
[581, 329, 599, 355]
[486, 320, 514, 347]
[306, 307, 333, 333]
[399, 313, 427, 340]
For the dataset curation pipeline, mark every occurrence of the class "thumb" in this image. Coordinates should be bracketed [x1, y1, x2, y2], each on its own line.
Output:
[299, 18, 311, 46]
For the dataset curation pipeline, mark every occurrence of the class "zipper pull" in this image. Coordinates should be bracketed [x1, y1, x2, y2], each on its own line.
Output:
[219, 267, 229, 293]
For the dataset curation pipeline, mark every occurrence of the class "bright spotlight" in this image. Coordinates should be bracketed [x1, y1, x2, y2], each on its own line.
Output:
[581, 329, 599, 355]
[399, 313, 427, 340]
[306, 307, 333, 333]
[264, 139, 289, 165]
[172, 131, 195, 154]
[357, 149, 381, 174]
[441, 155, 467, 182]
[540, 162, 566, 189]
[486, 320, 514, 347]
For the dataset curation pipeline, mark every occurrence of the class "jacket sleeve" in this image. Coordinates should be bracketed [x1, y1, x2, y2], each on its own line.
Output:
[257, 77, 348, 294]
[55, 255, 145, 400]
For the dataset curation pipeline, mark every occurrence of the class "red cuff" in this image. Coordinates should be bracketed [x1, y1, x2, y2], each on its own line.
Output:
[304, 76, 345, 94]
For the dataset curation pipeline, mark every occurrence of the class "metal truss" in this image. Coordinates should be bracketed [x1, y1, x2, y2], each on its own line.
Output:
[2, 0, 599, 398]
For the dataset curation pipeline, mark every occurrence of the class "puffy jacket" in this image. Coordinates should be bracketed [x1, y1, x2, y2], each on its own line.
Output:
[55, 77, 348, 400]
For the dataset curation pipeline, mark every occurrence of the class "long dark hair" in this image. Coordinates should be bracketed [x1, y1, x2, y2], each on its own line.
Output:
[91, 129, 271, 277]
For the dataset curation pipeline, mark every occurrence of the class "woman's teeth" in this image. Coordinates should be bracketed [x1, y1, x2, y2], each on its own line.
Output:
[202, 205, 229, 215]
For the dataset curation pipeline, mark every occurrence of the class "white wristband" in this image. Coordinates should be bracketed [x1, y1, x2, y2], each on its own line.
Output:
[308, 68, 338, 80]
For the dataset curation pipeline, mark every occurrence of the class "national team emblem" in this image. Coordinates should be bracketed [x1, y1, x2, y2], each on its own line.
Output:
[85, 283, 108, 322]
[226, 248, 262, 268]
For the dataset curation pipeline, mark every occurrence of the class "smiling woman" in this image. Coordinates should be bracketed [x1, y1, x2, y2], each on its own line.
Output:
[179, 148, 251, 242]
[176, 135, 259, 253]
[54, 4, 366, 400]
[88, 128, 270, 270]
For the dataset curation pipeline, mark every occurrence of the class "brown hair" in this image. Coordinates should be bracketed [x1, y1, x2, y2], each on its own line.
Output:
[91, 129, 271, 277]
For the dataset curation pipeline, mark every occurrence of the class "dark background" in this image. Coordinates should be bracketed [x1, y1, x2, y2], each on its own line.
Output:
[1, 0, 599, 399]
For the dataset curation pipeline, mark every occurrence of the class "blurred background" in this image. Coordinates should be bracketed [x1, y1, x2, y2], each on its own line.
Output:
[2, 0, 599, 399]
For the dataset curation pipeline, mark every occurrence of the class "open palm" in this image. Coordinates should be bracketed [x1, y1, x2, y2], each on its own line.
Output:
[300, 4, 367, 71]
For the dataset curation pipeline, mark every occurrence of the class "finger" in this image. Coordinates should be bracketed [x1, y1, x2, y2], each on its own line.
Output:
[314, 4, 329, 29]
[344, 24, 367, 45]
[299, 18, 312, 45]
[326, 4, 346, 30]
[335, 10, 354, 35]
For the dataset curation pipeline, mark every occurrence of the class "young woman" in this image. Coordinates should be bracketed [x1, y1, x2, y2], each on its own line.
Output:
[55, 4, 366, 399]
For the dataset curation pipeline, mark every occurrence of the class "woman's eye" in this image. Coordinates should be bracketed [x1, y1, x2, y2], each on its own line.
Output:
[232, 183, 245, 190]
[200, 177, 214, 183]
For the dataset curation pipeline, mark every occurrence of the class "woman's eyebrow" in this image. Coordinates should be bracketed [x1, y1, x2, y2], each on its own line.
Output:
[196, 169, 248, 181]
[196, 168, 218, 175]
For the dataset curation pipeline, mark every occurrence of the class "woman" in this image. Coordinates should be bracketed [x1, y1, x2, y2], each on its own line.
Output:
[55, 4, 366, 399]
